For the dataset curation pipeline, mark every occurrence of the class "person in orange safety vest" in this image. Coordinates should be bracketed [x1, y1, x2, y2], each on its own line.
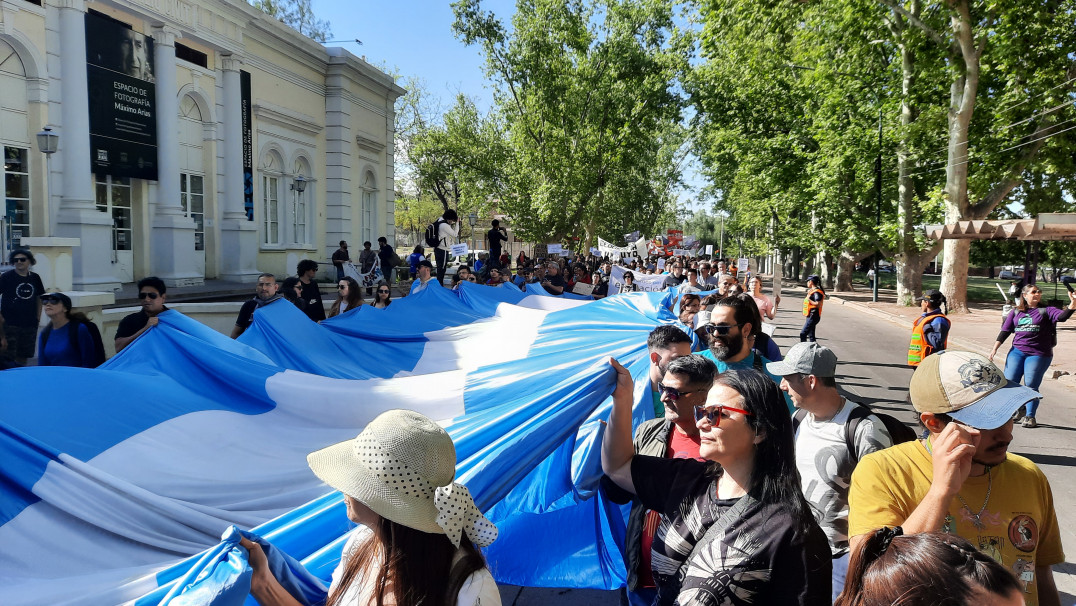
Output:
[908, 289, 950, 366]
[800, 275, 825, 342]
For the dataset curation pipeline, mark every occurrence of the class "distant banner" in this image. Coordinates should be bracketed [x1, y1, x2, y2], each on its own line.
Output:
[85, 11, 158, 180]
[342, 261, 383, 288]
[609, 265, 669, 294]
[597, 237, 634, 256]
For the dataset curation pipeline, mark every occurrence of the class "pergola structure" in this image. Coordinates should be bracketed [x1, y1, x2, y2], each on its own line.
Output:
[926, 213, 1076, 285]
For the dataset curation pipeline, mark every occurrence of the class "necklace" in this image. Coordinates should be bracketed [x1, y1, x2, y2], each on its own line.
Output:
[955, 467, 992, 530]
[924, 438, 994, 531]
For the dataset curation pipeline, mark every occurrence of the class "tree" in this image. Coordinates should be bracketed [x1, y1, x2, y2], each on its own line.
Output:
[249, 0, 331, 42]
[452, 0, 690, 246]
[875, 0, 1076, 311]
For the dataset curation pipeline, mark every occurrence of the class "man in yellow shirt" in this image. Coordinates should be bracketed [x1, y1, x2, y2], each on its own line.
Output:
[848, 350, 1062, 606]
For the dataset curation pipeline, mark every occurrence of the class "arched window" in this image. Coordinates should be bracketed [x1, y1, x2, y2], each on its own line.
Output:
[261, 150, 284, 245]
[361, 171, 376, 245]
[178, 95, 205, 251]
[0, 39, 31, 248]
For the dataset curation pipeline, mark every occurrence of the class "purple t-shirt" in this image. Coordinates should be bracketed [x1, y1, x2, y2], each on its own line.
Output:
[1001, 307, 1066, 357]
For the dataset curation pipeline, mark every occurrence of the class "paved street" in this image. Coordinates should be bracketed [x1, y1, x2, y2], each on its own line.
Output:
[502, 290, 1076, 605]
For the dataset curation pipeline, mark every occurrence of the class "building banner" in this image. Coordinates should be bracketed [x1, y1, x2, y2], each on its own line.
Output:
[241, 70, 254, 221]
[596, 236, 634, 256]
[85, 11, 158, 180]
[609, 265, 669, 294]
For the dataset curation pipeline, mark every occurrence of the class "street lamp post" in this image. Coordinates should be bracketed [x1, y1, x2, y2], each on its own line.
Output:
[36, 126, 59, 236]
[290, 175, 306, 244]
[467, 212, 478, 254]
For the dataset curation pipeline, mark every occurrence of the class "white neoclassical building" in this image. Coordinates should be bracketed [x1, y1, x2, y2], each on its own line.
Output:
[0, 0, 403, 289]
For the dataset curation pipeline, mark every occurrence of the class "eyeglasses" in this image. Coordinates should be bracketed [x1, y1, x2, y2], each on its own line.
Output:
[694, 404, 753, 425]
[704, 323, 743, 336]
[137, 292, 160, 300]
[338, 285, 348, 289]
[41, 298, 62, 305]
[378, 289, 390, 294]
[658, 383, 706, 401]
[12, 257, 28, 262]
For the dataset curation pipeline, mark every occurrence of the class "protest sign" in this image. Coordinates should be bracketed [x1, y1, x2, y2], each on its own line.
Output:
[450, 243, 469, 256]
[572, 282, 594, 296]
[656, 258, 666, 270]
[737, 258, 750, 274]
[547, 243, 563, 254]
[705, 245, 714, 255]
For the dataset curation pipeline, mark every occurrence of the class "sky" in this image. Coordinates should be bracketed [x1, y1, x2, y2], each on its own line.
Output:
[315, 0, 709, 212]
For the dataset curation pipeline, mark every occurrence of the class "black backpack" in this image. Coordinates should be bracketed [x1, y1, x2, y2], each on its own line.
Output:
[793, 403, 917, 462]
[423, 219, 444, 248]
[41, 319, 107, 368]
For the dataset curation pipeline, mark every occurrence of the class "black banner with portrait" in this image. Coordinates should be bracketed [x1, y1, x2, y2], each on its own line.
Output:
[85, 11, 158, 180]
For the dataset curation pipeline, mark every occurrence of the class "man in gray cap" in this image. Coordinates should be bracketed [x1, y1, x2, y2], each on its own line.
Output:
[767, 342, 894, 601]
[848, 350, 1062, 606]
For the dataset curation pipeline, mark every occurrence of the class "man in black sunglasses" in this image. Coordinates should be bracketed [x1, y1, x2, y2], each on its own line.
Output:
[603, 353, 717, 606]
[115, 276, 169, 353]
[0, 248, 45, 365]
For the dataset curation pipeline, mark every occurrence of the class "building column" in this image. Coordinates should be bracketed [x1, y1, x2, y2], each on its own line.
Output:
[218, 53, 259, 282]
[324, 57, 353, 251]
[150, 25, 202, 286]
[55, 0, 120, 291]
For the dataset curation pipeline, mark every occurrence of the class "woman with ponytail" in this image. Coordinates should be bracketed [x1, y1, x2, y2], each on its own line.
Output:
[835, 528, 1022, 606]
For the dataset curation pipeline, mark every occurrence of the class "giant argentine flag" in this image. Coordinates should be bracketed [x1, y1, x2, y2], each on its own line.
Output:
[0, 283, 681, 605]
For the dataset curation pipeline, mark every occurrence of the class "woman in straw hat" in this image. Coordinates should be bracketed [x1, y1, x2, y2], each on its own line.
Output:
[240, 410, 501, 606]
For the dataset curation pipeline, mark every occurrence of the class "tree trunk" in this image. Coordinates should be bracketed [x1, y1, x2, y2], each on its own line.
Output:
[939, 0, 980, 313]
[819, 251, 835, 290]
[836, 249, 873, 292]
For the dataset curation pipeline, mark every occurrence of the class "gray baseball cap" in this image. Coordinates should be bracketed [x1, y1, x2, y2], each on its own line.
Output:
[766, 342, 837, 378]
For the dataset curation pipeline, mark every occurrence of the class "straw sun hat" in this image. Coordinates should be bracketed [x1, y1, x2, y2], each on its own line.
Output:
[307, 409, 498, 548]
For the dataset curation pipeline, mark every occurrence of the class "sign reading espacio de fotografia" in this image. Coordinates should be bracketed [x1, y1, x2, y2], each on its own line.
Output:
[85, 11, 159, 181]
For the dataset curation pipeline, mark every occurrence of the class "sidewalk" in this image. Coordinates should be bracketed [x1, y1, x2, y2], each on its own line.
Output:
[821, 285, 1076, 390]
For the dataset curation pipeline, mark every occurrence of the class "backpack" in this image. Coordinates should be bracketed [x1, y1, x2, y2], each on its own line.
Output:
[793, 402, 917, 462]
[424, 219, 444, 248]
[40, 319, 107, 368]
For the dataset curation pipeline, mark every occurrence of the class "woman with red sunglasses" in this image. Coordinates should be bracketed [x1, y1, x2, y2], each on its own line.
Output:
[602, 363, 831, 606]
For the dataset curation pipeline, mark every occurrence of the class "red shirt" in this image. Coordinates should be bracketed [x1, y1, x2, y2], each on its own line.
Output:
[638, 428, 702, 588]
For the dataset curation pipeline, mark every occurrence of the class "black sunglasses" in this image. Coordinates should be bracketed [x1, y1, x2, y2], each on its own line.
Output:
[377, 289, 390, 294]
[704, 323, 743, 336]
[138, 292, 160, 300]
[12, 257, 28, 262]
[658, 383, 705, 401]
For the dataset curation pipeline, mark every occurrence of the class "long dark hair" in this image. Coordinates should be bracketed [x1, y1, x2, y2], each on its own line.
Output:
[327, 516, 488, 606]
[330, 277, 363, 316]
[836, 530, 1020, 606]
[712, 369, 815, 538]
[1015, 283, 1041, 312]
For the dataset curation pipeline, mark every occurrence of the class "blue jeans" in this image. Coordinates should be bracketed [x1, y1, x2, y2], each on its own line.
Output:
[832, 552, 849, 602]
[1004, 348, 1051, 417]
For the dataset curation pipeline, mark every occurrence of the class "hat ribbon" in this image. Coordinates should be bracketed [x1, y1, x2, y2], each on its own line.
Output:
[433, 483, 498, 548]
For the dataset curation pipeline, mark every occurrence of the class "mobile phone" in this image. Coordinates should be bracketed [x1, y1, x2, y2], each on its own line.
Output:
[1065, 281, 1074, 294]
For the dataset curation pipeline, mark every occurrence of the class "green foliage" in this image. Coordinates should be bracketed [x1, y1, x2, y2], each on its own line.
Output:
[249, 0, 331, 42]
[452, 0, 690, 244]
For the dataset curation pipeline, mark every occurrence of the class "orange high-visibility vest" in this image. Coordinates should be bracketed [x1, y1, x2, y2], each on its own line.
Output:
[802, 288, 823, 317]
[908, 312, 949, 366]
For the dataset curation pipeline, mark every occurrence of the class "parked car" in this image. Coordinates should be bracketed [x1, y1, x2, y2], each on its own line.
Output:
[999, 270, 1016, 280]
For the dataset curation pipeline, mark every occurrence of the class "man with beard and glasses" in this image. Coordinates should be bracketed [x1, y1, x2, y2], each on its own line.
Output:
[644, 325, 693, 419]
[848, 350, 1063, 606]
[699, 295, 792, 412]
[602, 354, 717, 606]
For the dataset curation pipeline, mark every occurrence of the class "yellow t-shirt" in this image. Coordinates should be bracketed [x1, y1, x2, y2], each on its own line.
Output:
[848, 440, 1063, 606]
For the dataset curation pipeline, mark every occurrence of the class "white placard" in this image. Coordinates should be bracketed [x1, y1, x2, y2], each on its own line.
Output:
[572, 282, 595, 296]
[737, 258, 749, 274]
[547, 243, 563, 254]
[560, 250, 570, 257]
[590, 247, 600, 255]
[450, 243, 469, 256]
[705, 245, 714, 255]
[657, 258, 667, 270]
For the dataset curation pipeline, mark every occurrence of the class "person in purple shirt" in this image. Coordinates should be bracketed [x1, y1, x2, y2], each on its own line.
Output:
[989, 283, 1076, 428]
